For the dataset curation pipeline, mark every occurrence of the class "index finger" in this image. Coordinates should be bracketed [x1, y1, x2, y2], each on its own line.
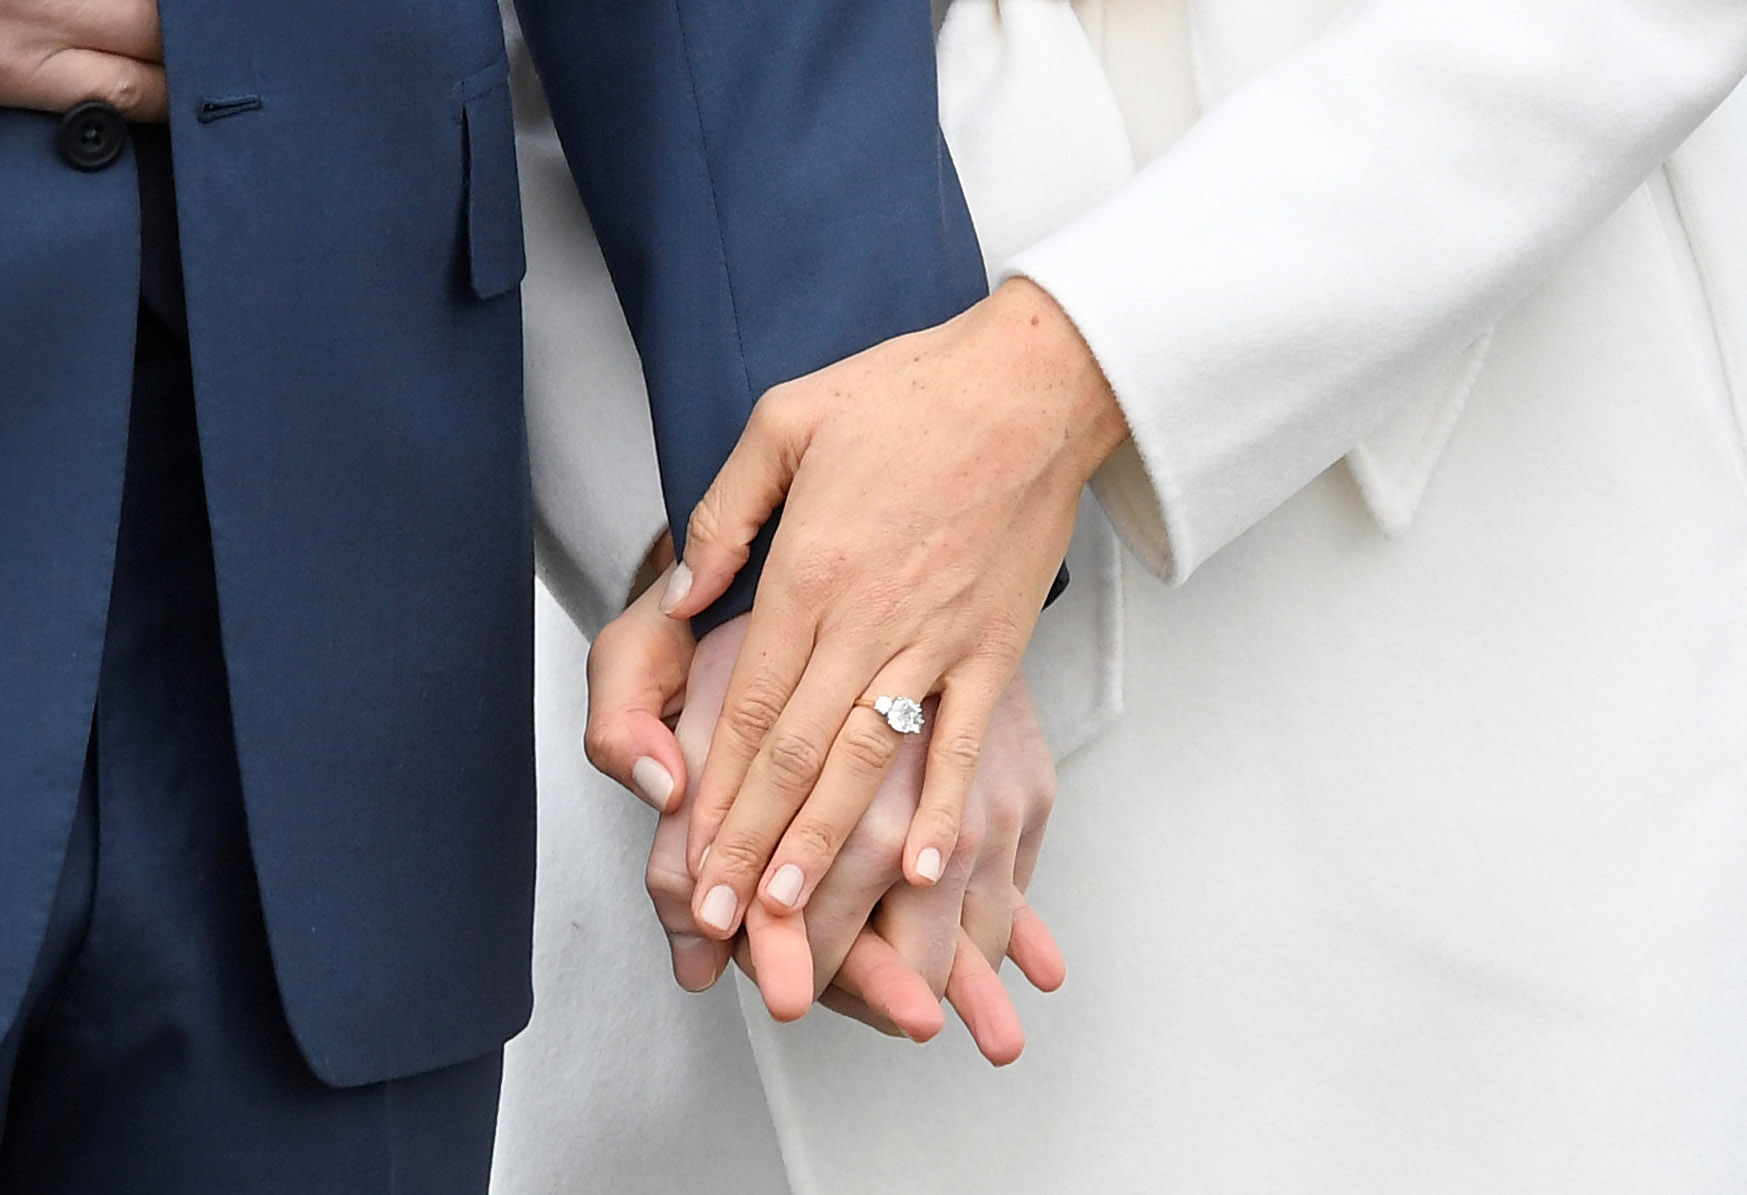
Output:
[743, 901, 814, 1022]
[684, 594, 815, 871]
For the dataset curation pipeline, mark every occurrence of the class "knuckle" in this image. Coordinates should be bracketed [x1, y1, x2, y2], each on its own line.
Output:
[950, 818, 985, 866]
[704, 830, 772, 882]
[584, 623, 621, 668]
[764, 729, 826, 790]
[984, 790, 1024, 842]
[784, 815, 843, 866]
[922, 802, 966, 850]
[644, 860, 686, 903]
[721, 680, 787, 749]
[752, 381, 807, 441]
[747, 386, 788, 434]
[934, 730, 983, 776]
[580, 722, 616, 771]
[105, 70, 144, 113]
[838, 720, 899, 775]
[1033, 774, 1058, 818]
[684, 492, 726, 554]
[788, 544, 847, 606]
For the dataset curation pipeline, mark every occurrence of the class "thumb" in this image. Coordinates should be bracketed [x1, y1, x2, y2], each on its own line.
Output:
[662, 393, 807, 619]
[585, 575, 695, 812]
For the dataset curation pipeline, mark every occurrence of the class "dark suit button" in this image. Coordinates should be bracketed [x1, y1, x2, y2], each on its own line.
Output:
[58, 101, 129, 172]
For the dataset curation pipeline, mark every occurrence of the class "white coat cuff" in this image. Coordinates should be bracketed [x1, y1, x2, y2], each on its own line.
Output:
[1001, 254, 1199, 585]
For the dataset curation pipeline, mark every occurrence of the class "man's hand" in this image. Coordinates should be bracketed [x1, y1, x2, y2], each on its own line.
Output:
[662, 276, 1126, 942]
[0, 0, 168, 121]
[585, 553, 692, 814]
[795, 677, 1065, 1064]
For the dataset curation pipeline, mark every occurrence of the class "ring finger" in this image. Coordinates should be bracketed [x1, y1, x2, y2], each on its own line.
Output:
[748, 654, 943, 920]
[688, 645, 901, 937]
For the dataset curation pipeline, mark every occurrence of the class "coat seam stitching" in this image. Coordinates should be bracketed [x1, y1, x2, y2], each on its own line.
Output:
[1656, 162, 1747, 502]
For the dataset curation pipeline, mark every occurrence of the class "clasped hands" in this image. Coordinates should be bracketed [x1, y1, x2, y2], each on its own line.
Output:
[586, 279, 1129, 1061]
[588, 581, 1062, 1061]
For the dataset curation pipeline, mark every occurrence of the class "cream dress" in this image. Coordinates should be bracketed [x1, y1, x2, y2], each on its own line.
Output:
[500, 0, 1747, 1191]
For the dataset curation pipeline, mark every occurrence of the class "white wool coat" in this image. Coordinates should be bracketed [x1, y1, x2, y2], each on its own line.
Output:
[499, 0, 1747, 1190]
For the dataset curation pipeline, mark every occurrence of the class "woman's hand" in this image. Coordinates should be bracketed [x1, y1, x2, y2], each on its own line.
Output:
[663, 277, 1126, 940]
[0, 0, 168, 120]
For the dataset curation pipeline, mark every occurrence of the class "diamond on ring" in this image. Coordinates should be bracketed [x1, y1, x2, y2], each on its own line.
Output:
[872, 695, 926, 735]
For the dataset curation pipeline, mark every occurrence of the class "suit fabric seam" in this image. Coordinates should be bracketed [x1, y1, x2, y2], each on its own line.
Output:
[668, 1, 759, 413]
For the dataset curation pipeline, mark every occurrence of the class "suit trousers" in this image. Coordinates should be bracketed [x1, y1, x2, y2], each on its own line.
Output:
[0, 128, 503, 1193]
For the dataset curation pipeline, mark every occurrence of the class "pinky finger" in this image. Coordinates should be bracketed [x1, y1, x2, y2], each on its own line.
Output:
[1006, 894, 1066, 994]
[945, 929, 1025, 1066]
[831, 929, 947, 1043]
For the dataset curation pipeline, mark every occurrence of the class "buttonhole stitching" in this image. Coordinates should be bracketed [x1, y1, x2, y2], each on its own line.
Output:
[196, 95, 263, 123]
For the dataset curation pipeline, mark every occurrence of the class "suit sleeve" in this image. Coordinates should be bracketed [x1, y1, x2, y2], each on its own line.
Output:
[512, 0, 989, 632]
[1006, 0, 1747, 583]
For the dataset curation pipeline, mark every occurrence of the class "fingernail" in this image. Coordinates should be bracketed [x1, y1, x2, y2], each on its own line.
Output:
[767, 863, 804, 908]
[659, 562, 693, 615]
[699, 884, 738, 933]
[671, 936, 719, 992]
[916, 847, 944, 884]
[631, 757, 675, 812]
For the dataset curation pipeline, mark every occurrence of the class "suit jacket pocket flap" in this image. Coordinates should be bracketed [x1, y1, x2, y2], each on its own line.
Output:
[461, 62, 527, 301]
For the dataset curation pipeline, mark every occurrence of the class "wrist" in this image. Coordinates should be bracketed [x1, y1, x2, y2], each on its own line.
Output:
[982, 277, 1130, 482]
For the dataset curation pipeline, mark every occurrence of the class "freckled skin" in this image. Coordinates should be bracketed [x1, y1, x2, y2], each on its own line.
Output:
[668, 276, 1128, 962]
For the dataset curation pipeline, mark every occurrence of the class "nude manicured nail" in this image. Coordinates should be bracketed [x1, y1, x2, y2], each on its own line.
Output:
[767, 863, 804, 908]
[916, 847, 944, 884]
[699, 884, 737, 933]
[631, 757, 674, 812]
[659, 562, 693, 614]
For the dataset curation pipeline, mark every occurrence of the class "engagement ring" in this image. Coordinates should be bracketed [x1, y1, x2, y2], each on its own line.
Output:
[858, 695, 926, 735]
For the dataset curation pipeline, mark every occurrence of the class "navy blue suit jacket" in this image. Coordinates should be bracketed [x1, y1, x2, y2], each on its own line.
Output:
[0, 0, 984, 1086]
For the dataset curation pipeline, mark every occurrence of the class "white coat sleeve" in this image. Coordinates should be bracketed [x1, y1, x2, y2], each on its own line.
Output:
[1006, 0, 1747, 582]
